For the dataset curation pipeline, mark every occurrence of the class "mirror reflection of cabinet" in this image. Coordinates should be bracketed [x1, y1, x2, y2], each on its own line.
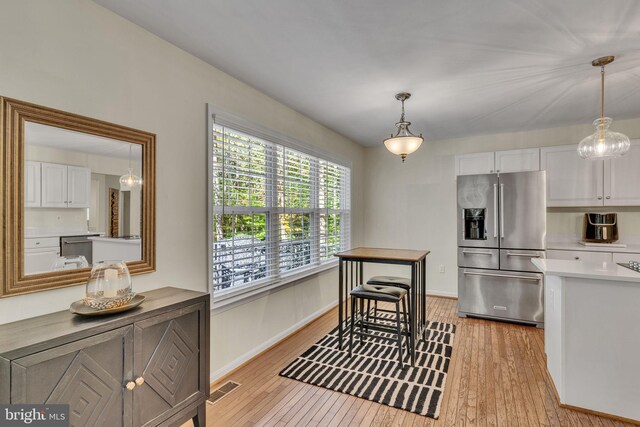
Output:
[24, 161, 41, 207]
[1, 96, 156, 297]
[28, 162, 91, 208]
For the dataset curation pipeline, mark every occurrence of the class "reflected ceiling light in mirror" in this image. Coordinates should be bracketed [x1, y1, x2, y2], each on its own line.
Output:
[577, 56, 630, 160]
[119, 145, 142, 190]
[383, 92, 423, 162]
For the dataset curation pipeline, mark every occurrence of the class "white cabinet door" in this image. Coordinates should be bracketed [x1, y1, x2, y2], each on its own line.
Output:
[546, 250, 612, 263]
[604, 139, 640, 206]
[67, 166, 91, 208]
[41, 163, 68, 208]
[541, 145, 604, 207]
[454, 152, 495, 176]
[25, 161, 41, 207]
[24, 248, 60, 274]
[495, 148, 540, 173]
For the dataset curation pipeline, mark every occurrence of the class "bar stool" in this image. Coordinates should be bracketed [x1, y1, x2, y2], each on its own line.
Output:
[349, 284, 409, 369]
[366, 276, 412, 325]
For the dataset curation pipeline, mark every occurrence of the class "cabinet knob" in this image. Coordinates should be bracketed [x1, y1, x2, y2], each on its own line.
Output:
[597, 196, 603, 200]
[574, 257, 580, 260]
[125, 381, 136, 391]
[490, 170, 494, 173]
[135, 377, 145, 386]
[606, 196, 611, 199]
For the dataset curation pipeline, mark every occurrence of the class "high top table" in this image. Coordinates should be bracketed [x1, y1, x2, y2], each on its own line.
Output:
[335, 247, 430, 366]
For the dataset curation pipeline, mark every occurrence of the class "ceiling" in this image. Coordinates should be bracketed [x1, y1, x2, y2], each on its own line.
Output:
[26, 122, 142, 160]
[94, 0, 640, 146]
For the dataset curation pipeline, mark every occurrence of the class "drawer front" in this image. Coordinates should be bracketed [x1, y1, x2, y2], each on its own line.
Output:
[500, 249, 545, 272]
[458, 248, 499, 269]
[547, 249, 612, 263]
[458, 268, 543, 323]
[613, 252, 640, 263]
[24, 237, 59, 249]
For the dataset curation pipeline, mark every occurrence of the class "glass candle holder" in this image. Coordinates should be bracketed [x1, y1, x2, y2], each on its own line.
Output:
[84, 260, 134, 310]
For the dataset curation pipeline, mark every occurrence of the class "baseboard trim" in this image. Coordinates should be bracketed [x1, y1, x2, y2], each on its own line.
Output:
[210, 299, 338, 385]
[426, 290, 458, 299]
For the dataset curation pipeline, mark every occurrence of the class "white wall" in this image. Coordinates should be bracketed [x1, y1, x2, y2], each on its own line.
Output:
[363, 118, 640, 297]
[0, 0, 365, 379]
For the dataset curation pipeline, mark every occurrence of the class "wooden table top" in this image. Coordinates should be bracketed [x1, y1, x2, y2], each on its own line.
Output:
[335, 247, 430, 262]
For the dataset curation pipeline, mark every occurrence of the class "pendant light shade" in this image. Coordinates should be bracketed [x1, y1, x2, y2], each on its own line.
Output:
[383, 92, 423, 162]
[577, 56, 630, 159]
[119, 146, 143, 190]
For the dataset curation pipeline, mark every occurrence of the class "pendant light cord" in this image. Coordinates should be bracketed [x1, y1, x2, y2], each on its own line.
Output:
[600, 65, 605, 142]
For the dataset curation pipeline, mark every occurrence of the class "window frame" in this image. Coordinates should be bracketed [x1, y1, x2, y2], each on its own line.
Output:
[207, 105, 352, 308]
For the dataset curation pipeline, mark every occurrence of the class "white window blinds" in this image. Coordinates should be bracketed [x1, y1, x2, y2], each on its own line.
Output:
[211, 123, 351, 294]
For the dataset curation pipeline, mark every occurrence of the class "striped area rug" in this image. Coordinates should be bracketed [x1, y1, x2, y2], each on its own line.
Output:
[279, 314, 456, 418]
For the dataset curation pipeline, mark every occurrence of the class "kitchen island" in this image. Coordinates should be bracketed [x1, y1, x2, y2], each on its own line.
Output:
[90, 236, 142, 263]
[532, 258, 640, 423]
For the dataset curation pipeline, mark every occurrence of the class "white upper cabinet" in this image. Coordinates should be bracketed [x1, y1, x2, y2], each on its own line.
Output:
[542, 141, 640, 207]
[603, 140, 640, 206]
[455, 148, 540, 176]
[454, 151, 495, 176]
[494, 148, 540, 173]
[541, 145, 604, 207]
[25, 161, 41, 207]
[67, 166, 91, 208]
[38, 162, 91, 208]
[41, 162, 68, 208]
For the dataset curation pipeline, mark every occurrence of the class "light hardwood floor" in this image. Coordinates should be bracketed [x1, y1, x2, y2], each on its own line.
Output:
[199, 297, 636, 426]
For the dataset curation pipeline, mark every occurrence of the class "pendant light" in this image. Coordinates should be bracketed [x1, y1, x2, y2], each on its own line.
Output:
[577, 56, 630, 159]
[383, 92, 423, 162]
[119, 145, 143, 190]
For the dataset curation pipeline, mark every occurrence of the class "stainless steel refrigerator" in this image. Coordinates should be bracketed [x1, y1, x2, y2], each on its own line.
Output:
[457, 171, 546, 327]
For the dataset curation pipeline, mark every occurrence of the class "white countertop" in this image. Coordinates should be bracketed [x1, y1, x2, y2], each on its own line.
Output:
[532, 258, 640, 283]
[25, 231, 104, 239]
[547, 241, 640, 253]
[89, 236, 141, 245]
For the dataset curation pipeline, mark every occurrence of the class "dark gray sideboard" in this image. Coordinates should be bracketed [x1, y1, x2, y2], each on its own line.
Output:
[0, 287, 210, 427]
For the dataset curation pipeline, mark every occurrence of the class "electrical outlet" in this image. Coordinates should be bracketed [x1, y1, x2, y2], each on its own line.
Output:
[439, 265, 445, 273]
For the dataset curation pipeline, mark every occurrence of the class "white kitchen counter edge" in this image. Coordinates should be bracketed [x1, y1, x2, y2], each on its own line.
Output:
[546, 241, 640, 253]
[532, 258, 640, 283]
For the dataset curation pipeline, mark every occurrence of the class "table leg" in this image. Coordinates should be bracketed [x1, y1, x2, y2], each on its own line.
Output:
[410, 262, 417, 367]
[422, 257, 427, 332]
[339, 258, 344, 349]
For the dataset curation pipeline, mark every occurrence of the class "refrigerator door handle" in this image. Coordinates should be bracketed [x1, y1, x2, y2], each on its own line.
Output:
[463, 270, 541, 282]
[500, 183, 505, 238]
[493, 184, 498, 238]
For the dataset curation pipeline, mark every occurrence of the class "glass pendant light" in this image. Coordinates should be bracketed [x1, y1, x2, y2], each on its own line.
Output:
[577, 56, 630, 159]
[119, 145, 143, 190]
[383, 92, 424, 162]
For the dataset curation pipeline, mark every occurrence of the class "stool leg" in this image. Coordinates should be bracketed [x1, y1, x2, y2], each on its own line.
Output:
[349, 297, 356, 356]
[402, 296, 410, 334]
[365, 299, 370, 332]
[374, 301, 378, 320]
[359, 298, 364, 345]
[395, 302, 404, 369]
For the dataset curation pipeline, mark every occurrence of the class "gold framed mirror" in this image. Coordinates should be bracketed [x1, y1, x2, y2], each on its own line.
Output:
[1, 97, 156, 297]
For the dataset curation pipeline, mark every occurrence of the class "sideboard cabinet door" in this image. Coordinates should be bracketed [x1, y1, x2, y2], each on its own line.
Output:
[11, 326, 133, 427]
[133, 302, 206, 427]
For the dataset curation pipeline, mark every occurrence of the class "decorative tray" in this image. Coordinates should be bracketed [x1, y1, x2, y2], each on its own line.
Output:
[70, 294, 146, 316]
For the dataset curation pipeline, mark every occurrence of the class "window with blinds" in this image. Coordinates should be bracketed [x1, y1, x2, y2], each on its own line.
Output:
[211, 123, 351, 294]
